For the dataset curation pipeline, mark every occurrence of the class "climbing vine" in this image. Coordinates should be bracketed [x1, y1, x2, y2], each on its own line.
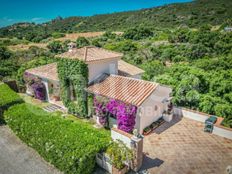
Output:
[57, 58, 88, 117]
[94, 96, 137, 133]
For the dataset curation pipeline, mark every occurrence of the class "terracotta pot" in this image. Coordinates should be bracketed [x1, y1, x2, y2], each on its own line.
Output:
[143, 128, 152, 136]
[112, 166, 128, 174]
[53, 96, 60, 101]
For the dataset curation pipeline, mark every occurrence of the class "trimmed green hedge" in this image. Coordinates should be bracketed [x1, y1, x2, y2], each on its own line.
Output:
[0, 83, 23, 123]
[0, 83, 23, 108]
[4, 103, 110, 174]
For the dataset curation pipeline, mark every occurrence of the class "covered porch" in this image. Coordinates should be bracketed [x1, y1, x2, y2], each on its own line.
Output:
[24, 63, 65, 109]
[86, 74, 162, 134]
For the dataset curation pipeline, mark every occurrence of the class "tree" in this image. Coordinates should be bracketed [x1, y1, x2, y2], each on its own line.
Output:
[123, 27, 153, 40]
[103, 31, 116, 40]
[47, 41, 64, 53]
[174, 74, 200, 108]
[76, 37, 90, 48]
[214, 103, 232, 117]
[91, 39, 101, 47]
[142, 60, 165, 80]
[188, 44, 209, 60]
[0, 46, 12, 60]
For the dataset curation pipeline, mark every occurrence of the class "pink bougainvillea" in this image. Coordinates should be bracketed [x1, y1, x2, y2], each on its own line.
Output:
[93, 96, 108, 126]
[31, 82, 46, 101]
[94, 97, 137, 133]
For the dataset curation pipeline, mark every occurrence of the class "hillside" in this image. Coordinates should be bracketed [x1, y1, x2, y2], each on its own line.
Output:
[74, 0, 232, 31]
[0, 0, 232, 128]
[0, 0, 232, 41]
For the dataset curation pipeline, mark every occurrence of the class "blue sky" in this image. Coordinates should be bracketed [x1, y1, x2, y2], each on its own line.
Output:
[0, 0, 192, 27]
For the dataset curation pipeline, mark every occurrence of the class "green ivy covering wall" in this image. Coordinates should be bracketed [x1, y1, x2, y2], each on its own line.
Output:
[57, 58, 88, 117]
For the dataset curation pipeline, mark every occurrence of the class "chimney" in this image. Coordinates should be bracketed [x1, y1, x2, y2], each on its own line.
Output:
[68, 42, 76, 52]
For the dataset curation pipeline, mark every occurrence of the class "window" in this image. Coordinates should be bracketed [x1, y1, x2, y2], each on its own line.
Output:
[154, 105, 158, 111]
[68, 80, 76, 101]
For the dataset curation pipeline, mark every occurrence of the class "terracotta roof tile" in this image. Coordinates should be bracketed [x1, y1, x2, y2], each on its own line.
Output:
[87, 74, 159, 106]
[26, 63, 58, 81]
[56, 46, 123, 62]
[118, 60, 145, 76]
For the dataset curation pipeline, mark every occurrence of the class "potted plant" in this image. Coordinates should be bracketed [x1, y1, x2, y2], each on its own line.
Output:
[143, 126, 152, 135]
[106, 140, 133, 174]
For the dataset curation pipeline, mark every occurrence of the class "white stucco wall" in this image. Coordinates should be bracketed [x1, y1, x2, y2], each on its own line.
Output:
[135, 85, 172, 134]
[213, 126, 232, 140]
[111, 128, 132, 148]
[177, 108, 209, 123]
[88, 59, 118, 83]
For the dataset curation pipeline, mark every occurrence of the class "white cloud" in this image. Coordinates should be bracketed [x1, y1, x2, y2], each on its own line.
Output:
[31, 17, 44, 22]
[2, 17, 14, 22]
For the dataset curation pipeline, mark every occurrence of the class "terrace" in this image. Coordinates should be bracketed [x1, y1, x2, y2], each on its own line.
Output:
[141, 115, 232, 174]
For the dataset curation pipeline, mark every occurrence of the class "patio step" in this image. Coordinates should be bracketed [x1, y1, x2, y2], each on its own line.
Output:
[43, 104, 66, 113]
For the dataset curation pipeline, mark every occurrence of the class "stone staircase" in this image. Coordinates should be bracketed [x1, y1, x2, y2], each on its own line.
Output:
[43, 104, 66, 113]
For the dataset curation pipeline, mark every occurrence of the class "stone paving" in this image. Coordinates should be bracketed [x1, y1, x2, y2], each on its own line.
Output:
[142, 115, 232, 174]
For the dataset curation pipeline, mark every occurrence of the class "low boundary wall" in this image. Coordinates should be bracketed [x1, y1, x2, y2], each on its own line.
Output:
[174, 107, 232, 140]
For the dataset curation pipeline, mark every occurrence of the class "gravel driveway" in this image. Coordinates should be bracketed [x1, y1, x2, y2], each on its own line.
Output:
[0, 125, 62, 174]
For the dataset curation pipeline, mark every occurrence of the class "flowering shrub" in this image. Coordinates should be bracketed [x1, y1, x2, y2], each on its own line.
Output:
[31, 82, 46, 100]
[23, 72, 36, 85]
[93, 96, 108, 126]
[23, 72, 46, 101]
[94, 97, 137, 133]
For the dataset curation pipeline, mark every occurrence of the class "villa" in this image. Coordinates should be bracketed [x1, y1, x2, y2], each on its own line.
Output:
[25, 46, 172, 134]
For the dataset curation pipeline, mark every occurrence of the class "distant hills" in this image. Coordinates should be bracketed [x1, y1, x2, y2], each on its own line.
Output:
[0, 0, 231, 39]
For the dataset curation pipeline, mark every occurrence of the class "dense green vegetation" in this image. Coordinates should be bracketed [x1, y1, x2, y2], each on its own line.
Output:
[88, 26, 232, 127]
[0, 44, 53, 79]
[0, 83, 23, 123]
[0, 0, 231, 127]
[4, 103, 110, 174]
[0, 0, 232, 42]
[0, 83, 23, 108]
[57, 58, 89, 117]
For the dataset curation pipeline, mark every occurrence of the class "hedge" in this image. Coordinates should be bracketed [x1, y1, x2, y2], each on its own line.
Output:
[0, 83, 23, 123]
[4, 103, 110, 174]
[0, 83, 23, 108]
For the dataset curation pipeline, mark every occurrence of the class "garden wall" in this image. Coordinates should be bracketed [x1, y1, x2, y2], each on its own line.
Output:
[174, 107, 209, 123]
[110, 128, 144, 172]
[174, 107, 232, 140]
[111, 127, 133, 148]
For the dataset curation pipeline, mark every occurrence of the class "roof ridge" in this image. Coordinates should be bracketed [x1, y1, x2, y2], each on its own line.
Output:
[110, 74, 159, 86]
[97, 46, 123, 57]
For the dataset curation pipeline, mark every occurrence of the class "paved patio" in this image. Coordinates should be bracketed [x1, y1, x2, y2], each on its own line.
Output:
[142, 115, 232, 174]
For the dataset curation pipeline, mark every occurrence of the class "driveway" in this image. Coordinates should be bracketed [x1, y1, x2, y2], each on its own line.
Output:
[0, 125, 62, 174]
[142, 115, 232, 174]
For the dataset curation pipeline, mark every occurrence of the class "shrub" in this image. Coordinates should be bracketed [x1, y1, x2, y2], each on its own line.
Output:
[0, 83, 23, 108]
[16, 57, 55, 86]
[76, 37, 90, 48]
[4, 103, 110, 174]
[47, 41, 65, 53]
[0, 83, 23, 123]
[123, 27, 153, 40]
[52, 32, 65, 39]
[106, 140, 133, 170]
